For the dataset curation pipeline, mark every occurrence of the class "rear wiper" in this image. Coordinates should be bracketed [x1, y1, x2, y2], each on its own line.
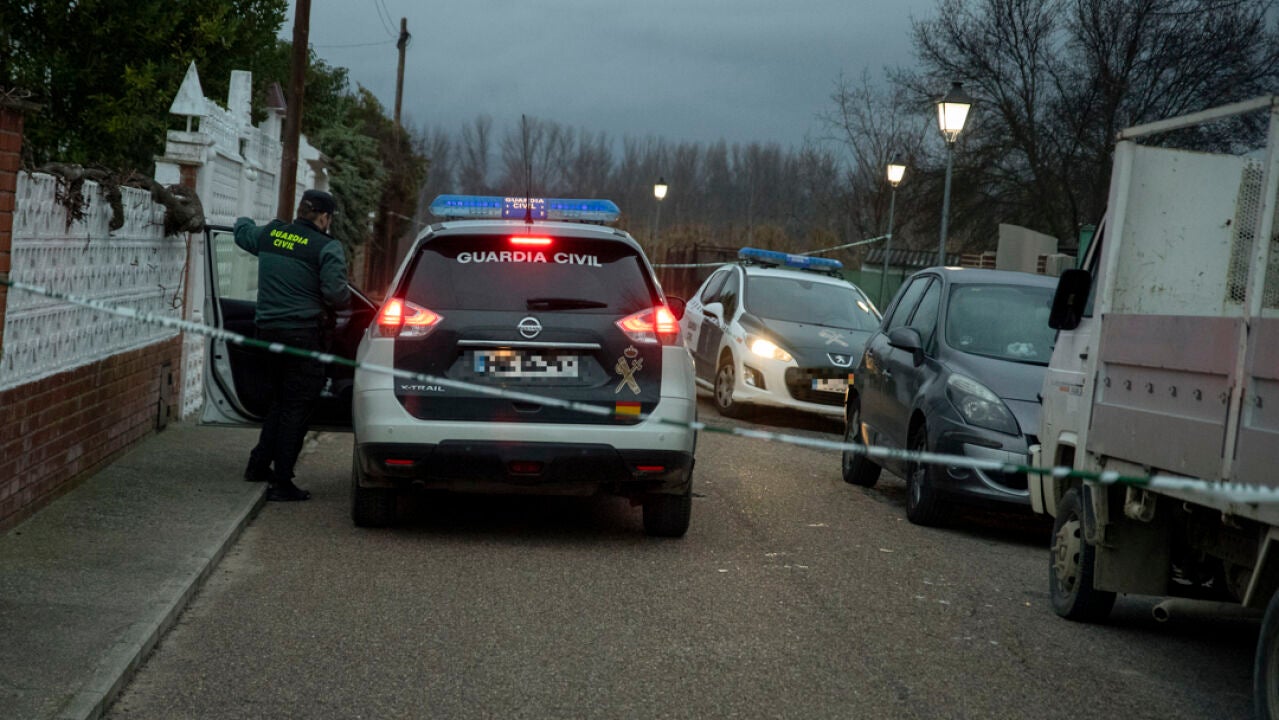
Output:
[526, 297, 609, 310]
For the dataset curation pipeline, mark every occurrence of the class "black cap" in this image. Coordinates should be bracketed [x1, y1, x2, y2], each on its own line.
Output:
[299, 189, 336, 215]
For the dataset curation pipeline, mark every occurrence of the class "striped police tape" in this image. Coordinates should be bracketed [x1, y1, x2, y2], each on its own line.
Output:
[2, 276, 1276, 505]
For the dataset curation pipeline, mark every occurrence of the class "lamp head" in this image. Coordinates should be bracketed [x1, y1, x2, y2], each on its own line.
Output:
[936, 81, 973, 143]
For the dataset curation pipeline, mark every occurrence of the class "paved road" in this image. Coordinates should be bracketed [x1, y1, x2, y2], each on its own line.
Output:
[107, 397, 1256, 719]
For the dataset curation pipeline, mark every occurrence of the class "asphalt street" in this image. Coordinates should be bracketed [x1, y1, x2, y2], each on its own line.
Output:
[106, 397, 1256, 720]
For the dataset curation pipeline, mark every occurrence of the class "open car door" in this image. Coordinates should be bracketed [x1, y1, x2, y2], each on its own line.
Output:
[200, 224, 377, 430]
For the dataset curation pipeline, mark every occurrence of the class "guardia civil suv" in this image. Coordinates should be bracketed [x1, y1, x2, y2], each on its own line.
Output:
[350, 196, 697, 535]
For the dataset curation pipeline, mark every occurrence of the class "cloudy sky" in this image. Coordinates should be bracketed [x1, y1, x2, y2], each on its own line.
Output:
[288, 0, 938, 148]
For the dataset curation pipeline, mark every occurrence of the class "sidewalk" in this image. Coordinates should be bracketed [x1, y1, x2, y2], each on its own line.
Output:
[0, 422, 266, 720]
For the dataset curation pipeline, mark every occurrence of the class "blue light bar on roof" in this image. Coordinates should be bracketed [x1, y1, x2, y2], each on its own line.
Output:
[429, 195, 621, 223]
[739, 247, 843, 271]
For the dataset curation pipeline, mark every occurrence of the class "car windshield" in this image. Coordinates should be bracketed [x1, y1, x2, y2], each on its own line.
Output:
[945, 283, 1056, 364]
[743, 276, 880, 330]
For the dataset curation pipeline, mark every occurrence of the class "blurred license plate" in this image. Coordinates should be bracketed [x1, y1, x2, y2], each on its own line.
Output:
[812, 378, 847, 393]
[473, 350, 580, 378]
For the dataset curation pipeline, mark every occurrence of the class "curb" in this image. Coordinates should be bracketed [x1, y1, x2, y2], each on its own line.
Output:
[55, 486, 267, 720]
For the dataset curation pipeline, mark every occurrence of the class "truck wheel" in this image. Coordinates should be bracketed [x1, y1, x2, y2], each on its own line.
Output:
[643, 485, 692, 538]
[1049, 488, 1115, 621]
[1255, 591, 1279, 719]
[351, 455, 397, 528]
[841, 401, 881, 488]
[905, 422, 947, 526]
[714, 357, 746, 418]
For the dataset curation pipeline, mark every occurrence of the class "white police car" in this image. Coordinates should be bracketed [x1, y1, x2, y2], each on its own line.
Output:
[202, 195, 698, 536]
[681, 248, 880, 419]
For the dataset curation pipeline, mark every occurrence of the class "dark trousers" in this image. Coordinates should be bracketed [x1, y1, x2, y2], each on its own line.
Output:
[247, 327, 326, 483]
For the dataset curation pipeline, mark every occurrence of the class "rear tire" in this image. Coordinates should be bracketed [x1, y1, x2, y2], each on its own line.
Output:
[643, 486, 692, 538]
[841, 401, 880, 487]
[905, 422, 947, 526]
[1256, 591, 1279, 719]
[351, 455, 397, 528]
[1049, 487, 1116, 621]
[714, 356, 747, 419]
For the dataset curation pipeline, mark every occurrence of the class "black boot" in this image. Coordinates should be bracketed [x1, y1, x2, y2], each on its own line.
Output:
[267, 478, 312, 502]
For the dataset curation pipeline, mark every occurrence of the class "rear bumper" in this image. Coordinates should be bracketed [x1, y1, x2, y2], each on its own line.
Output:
[357, 441, 694, 496]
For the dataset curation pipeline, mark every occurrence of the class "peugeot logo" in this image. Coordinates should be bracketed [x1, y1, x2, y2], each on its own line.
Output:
[828, 353, 853, 367]
[518, 316, 543, 339]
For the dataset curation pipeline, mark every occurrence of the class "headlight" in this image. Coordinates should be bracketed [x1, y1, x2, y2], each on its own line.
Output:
[946, 374, 1019, 435]
[748, 335, 794, 363]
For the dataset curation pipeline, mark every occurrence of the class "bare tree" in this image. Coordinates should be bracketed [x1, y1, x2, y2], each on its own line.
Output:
[457, 115, 493, 194]
[818, 70, 933, 249]
[903, 0, 1279, 247]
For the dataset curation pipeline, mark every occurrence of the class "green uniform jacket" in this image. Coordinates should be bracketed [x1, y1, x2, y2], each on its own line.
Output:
[233, 217, 351, 330]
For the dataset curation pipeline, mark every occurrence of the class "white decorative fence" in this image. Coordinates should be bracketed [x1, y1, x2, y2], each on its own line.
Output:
[154, 64, 326, 418]
[0, 174, 186, 390]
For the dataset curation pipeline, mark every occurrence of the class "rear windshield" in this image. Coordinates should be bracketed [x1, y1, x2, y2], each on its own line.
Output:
[744, 276, 881, 331]
[403, 234, 654, 313]
[945, 284, 1056, 364]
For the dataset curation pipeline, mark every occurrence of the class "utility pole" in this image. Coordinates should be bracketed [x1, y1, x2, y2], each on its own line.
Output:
[377, 17, 410, 295]
[277, 0, 310, 220]
[394, 18, 409, 128]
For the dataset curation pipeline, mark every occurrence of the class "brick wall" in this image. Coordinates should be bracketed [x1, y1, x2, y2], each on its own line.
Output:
[0, 100, 187, 532]
[0, 338, 182, 530]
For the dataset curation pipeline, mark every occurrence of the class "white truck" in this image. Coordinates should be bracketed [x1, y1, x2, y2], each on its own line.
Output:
[1033, 95, 1279, 717]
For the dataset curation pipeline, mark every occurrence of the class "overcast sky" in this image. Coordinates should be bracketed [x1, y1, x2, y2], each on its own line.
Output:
[287, 0, 937, 148]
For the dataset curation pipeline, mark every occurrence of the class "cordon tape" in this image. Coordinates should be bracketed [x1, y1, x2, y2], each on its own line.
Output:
[2, 276, 1276, 506]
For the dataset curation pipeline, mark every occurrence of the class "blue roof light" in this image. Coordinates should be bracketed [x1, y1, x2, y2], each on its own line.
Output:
[738, 247, 843, 272]
[429, 195, 621, 223]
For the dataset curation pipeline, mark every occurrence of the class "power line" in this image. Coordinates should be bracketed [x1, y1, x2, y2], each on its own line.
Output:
[374, 0, 397, 37]
[313, 39, 396, 49]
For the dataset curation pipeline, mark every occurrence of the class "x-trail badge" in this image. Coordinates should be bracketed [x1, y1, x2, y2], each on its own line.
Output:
[518, 316, 542, 339]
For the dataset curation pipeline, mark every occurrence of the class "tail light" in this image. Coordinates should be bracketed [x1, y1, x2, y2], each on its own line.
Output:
[375, 298, 443, 338]
[616, 306, 681, 345]
[510, 236, 553, 246]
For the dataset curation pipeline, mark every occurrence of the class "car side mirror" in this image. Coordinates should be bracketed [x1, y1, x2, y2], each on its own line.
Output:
[887, 326, 925, 366]
[666, 296, 687, 321]
[1049, 269, 1091, 331]
[702, 301, 724, 322]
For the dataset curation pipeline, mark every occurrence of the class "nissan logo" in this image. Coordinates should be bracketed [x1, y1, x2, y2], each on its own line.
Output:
[518, 316, 543, 339]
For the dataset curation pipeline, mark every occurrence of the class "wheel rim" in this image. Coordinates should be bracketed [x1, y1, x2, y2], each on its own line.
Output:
[716, 364, 735, 409]
[1053, 514, 1083, 596]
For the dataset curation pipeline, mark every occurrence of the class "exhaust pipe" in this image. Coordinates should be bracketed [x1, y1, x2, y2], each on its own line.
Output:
[1151, 598, 1262, 623]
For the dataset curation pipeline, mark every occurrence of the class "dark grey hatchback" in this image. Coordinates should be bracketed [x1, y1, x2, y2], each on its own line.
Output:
[841, 267, 1057, 525]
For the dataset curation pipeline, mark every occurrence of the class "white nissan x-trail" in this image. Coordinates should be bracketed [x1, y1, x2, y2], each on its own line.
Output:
[351, 196, 697, 534]
[203, 196, 697, 536]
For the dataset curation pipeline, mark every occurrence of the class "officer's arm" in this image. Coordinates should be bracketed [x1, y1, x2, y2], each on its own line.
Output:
[233, 217, 267, 256]
[319, 242, 352, 311]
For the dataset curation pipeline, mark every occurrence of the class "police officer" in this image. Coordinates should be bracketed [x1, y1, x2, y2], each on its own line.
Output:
[234, 189, 351, 501]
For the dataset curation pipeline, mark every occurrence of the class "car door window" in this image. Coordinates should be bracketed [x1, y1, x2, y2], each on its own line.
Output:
[885, 277, 932, 330]
[718, 270, 740, 318]
[700, 270, 728, 304]
[211, 228, 259, 302]
[906, 279, 943, 351]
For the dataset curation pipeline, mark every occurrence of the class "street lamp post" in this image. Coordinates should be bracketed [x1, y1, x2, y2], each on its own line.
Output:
[936, 81, 973, 266]
[880, 159, 907, 307]
[652, 177, 668, 244]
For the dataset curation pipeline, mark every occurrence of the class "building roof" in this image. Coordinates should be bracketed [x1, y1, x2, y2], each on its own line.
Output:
[862, 247, 962, 268]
